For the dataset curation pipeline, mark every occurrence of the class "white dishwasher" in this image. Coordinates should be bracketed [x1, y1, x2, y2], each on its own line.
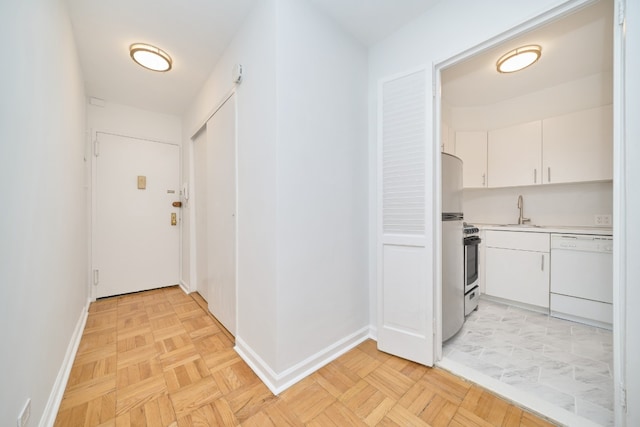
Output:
[550, 233, 613, 329]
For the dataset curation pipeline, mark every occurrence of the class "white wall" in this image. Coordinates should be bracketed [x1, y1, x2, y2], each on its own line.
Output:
[451, 71, 613, 131]
[182, 0, 369, 387]
[0, 0, 87, 424]
[182, 0, 279, 369]
[464, 181, 613, 226]
[275, 0, 369, 372]
[88, 102, 182, 143]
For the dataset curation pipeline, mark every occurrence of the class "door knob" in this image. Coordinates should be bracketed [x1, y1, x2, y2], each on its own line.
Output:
[172, 201, 182, 207]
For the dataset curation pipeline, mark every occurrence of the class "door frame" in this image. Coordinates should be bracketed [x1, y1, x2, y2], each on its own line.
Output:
[432, 0, 625, 423]
[188, 88, 239, 335]
[89, 129, 183, 301]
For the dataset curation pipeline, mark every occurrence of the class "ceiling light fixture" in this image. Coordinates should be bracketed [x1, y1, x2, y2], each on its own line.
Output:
[496, 45, 542, 73]
[129, 43, 172, 72]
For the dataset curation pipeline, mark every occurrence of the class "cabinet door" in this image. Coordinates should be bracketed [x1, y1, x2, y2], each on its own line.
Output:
[485, 247, 549, 308]
[455, 131, 487, 188]
[542, 105, 613, 184]
[488, 121, 542, 188]
[441, 122, 456, 154]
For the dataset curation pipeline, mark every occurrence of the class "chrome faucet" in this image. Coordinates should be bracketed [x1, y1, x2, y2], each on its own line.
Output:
[517, 195, 530, 225]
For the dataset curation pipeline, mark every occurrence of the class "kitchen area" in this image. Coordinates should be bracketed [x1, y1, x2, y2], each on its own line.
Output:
[439, 1, 614, 426]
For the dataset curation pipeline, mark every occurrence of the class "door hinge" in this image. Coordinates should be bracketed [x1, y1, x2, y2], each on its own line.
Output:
[93, 269, 99, 286]
[94, 140, 100, 157]
[618, 1, 625, 25]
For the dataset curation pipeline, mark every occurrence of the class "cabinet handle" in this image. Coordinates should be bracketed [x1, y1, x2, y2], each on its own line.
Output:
[482, 173, 486, 186]
[548, 167, 551, 183]
[541, 254, 544, 271]
[534, 169, 537, 184]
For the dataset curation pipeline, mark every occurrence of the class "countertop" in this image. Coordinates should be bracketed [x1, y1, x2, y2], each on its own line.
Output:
[477, 223, 613, 236]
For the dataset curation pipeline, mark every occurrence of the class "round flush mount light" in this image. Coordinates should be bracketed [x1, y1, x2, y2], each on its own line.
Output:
[496, 45, 542, 73]
[129, 43, 172, 72]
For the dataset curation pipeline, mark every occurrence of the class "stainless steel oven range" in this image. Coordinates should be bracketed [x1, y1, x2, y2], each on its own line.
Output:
[463, 224, 481, 316]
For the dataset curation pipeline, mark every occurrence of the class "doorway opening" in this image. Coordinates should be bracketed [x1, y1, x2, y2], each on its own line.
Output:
[434, 1, 617, 426]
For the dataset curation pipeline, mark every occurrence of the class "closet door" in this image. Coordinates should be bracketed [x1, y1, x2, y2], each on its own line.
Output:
[193, 129, 208, 302]
[206, 94, 237, 335]
[377, 69, 433, 366]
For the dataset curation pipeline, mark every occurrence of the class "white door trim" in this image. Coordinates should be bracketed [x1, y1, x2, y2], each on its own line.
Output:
[89, 129, 181, 301]
[612, 0, 627, 422]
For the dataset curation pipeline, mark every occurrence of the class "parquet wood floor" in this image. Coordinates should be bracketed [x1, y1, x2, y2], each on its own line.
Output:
[54, 286, 557, 426]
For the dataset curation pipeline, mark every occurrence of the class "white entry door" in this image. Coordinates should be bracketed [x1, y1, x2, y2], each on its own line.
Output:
[206, 94, 237, 335]
[93, 132, 180, 298]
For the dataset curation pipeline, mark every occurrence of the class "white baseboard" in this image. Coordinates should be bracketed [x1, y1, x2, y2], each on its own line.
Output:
[368, 325, 378, 341]
[39, 301, 90, 427]
[235, 326, 372, 395]
[179, 280, 191, 294]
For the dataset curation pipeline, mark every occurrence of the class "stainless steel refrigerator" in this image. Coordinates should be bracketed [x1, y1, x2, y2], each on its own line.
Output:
[442, 153, 464, 341]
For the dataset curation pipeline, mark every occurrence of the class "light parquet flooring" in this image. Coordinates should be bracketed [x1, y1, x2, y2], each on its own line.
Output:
[55, 286, 557, 426]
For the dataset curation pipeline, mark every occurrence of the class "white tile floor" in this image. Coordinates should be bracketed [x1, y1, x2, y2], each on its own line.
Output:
[443, 298, 614, 427]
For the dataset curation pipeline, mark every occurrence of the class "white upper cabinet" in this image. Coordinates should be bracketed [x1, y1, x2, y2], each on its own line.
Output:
[542, 105, 613, 184]
[455, 131, 487, 188]
[441, 122, 456, 154]
[488, 121, 542, 188]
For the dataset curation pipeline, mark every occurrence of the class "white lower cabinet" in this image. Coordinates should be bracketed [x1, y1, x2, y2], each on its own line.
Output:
[484, 231, 550, 309]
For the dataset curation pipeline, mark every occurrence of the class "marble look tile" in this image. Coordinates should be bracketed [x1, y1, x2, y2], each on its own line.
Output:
[501, 365, 541, 383]
[442, 298, 614, 425]
[575, 386, 615, 411]
[537, 357, 573, 373]
[571, 356, 612, 378]
[478, 349, 522, 370]
[576, 398, 614, 427]
[572, 343, 613, 366]
[512, 339, 546, 353]
[539, 364, 573, 382]
[511, 347, 547, 365]
[501, 375, 576, 412]
[543, 337, 574, 353]
[446, 349, 504, 380]
[448, 342, 484, 357]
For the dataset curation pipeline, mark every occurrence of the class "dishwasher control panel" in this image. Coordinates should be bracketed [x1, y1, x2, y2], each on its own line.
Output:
[551, 234, 613, 253]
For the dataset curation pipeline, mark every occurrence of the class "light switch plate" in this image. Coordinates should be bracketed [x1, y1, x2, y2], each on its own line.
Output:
[137, 176, 146, 190]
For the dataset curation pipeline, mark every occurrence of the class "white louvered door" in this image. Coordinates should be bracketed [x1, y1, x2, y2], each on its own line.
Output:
[377, 69, 433, 366]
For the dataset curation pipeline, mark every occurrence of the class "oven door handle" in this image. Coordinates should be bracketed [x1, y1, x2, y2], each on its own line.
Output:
[464, 236, 482, 246]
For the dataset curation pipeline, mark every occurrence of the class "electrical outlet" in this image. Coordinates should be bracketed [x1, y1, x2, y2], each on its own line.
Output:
[594, 214, 612, 226]
[17, 398, 30, 427]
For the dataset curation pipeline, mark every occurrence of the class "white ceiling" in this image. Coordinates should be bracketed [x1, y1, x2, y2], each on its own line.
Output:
[65, 0, 613, 117]
[65, 0, 440, 116]
[441, 0, 613, 108]
[65, 0, 259, 116]
[307, 0, 441, 45]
